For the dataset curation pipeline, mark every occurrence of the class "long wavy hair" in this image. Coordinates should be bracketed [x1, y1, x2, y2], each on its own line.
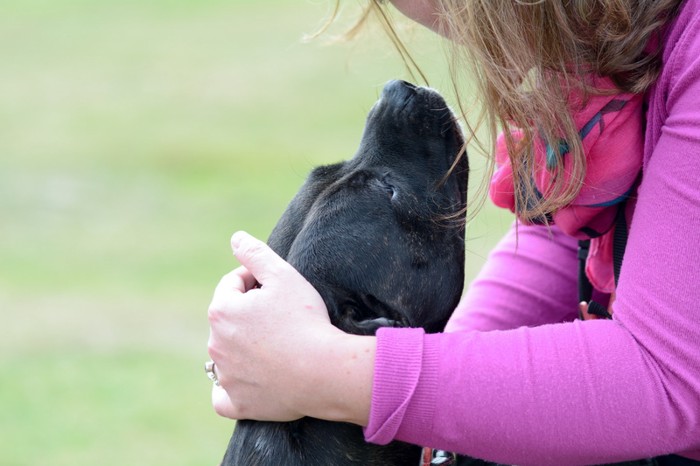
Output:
[326, 0, 683, 221]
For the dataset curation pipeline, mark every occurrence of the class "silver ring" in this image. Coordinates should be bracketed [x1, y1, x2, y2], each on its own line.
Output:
[205, 360, 220, 386]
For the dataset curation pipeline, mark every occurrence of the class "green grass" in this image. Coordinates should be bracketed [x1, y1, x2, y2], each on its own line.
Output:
[0, 1, 510, 464]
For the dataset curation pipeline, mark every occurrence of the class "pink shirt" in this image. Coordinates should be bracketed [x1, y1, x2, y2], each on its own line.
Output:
[363, 2, 700, 464]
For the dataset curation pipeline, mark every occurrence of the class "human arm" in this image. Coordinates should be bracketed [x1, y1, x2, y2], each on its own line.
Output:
[446, 222, 583, 333]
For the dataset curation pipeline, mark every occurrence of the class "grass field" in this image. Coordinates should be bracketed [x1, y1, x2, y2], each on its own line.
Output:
[0, 1, 510, 464]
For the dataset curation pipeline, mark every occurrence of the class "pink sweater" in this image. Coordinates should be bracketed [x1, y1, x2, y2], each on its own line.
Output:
[363, 2, 700, 464]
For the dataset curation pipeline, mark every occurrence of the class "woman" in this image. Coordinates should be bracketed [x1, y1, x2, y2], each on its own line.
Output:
[207, 1, 700, 464]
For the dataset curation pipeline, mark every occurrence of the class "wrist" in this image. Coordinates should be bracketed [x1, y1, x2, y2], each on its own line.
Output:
[300, 332, 376, 427]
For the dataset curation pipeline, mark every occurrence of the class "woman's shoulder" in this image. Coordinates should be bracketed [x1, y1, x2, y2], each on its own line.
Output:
[643, 1, 700, 169]
[646, 1, 700, 141]
[661, 1, 700, 77]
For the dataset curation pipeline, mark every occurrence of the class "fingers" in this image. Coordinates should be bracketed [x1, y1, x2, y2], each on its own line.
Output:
[233, 266, 258, 292]
[209, 268, 251, 318]
[210, 230, 288, 303]
[213, 266, 257, 299]
[206, 230, 331, 423]
[214, 269, 244, 296]
[231, 231, 294, 286]
[211, 384, 238, 419]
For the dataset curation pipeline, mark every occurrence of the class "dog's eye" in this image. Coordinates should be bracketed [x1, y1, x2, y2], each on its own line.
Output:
[383, 184, 395, 198]
[378, 176, 396, 199]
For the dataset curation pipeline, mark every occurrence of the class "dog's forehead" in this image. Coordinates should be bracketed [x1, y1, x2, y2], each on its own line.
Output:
[286, 178, 462, 313]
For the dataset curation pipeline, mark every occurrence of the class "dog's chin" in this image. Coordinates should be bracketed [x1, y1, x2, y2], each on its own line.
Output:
[342, 317, 401, 335]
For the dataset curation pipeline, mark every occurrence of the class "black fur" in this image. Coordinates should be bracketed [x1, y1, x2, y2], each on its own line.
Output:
[221, 80, 468, 465]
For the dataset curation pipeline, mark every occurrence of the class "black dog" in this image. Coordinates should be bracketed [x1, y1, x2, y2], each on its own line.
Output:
[221, 80, 469, 466]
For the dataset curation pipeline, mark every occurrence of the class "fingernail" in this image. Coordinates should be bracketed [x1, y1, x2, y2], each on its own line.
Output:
[231, 231, 245, 252]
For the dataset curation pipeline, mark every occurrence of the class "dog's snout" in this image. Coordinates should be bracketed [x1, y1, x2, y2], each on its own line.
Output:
[376, 80, 454, 131]
[381, 79, 417, 100]
[394, 79, 418, 91]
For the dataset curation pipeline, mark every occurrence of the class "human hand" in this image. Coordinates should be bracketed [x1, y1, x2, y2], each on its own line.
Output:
[207, 231, 372, 424]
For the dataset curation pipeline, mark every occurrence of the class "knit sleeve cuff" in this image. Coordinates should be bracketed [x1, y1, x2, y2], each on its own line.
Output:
[363, 327, 441, 445]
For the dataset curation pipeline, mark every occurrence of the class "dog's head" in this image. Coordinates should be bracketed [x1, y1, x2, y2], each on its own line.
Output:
[268, 79, 468, 334]
[223, 80, 468, 466]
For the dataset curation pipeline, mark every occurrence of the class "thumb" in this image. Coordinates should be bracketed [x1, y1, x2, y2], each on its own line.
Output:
[230, 231, 294, 286]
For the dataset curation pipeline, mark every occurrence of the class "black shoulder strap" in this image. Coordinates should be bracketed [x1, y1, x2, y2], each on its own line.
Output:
[612, 201, 628, 288]
[577, 202, 629, 319]
[577, 239, 593, 305]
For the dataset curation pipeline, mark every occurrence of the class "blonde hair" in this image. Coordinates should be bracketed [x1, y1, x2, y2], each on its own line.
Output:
[334, 0, 683, 221]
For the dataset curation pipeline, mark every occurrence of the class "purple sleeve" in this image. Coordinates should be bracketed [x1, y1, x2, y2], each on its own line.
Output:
[445, 222, 582, 333]
[363, 6, 700, 464]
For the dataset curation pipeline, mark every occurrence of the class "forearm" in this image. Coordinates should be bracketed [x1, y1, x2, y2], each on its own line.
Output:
[366, 320, 700, 465]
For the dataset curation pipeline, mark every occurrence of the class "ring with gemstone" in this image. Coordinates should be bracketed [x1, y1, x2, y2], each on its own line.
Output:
[205, 360, 220, 386]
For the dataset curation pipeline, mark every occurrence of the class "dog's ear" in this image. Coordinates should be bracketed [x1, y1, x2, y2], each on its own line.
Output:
[267, 162, 345, 260]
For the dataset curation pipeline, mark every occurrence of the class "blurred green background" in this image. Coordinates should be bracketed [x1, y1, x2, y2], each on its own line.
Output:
[0, 0, 510, 464]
